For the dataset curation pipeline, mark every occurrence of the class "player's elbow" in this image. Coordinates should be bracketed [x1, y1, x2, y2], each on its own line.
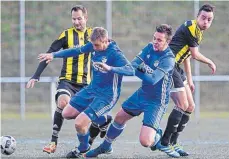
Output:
[191, 51, 199, 60]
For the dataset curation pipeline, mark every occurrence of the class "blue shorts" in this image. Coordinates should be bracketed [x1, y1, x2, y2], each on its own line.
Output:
[122, 89, 168, 130]
[70, 87, 118, 121]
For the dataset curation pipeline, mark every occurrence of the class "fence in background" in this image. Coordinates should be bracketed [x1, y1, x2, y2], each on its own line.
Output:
[1, 76, 229, 120]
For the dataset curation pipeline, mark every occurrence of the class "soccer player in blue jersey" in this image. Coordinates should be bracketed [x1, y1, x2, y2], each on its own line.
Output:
[155, 4, 216, 157]
[27, 5, 112, 153]
[38, 27, 135, 158]
[85, 24, 180, 158]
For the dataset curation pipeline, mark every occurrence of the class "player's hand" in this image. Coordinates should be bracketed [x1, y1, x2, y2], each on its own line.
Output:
[93, 62, 111, 72]
[38, 53, 54, 63]
[188, 81, 195, 93]
[26, 78, 38, 88]
[137, 63, 146, 73]
[208, 60, 216, 74]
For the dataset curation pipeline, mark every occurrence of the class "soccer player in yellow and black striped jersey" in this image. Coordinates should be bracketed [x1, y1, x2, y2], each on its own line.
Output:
[27, 5, 112, 154]
[156, 4, 217, 157]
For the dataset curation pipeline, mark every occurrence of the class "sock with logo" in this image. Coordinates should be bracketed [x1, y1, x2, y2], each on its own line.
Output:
[51, 107, 64, 145]
[77, 132, 90, 152]
[170, 111, 191, 145]
[161, 106, 184, 146]
[101, 121, 125, 149]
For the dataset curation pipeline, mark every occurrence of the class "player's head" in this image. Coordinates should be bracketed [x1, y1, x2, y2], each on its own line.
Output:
[152, 24, 172, 52]
[71, 5, 88, 31]
[197, 4, 215, 31]
[90, 27, 109, 51]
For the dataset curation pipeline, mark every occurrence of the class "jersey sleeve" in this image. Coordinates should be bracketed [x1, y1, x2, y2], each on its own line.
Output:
[109, 50, 134, 76]
[131, 43, 152, 68]
[53, 42, 93, 58]
[135, 55, 175, 85]
[31, 31, 67, 80]
[47, 31, 67, 52]
[184, 26, 199, 47]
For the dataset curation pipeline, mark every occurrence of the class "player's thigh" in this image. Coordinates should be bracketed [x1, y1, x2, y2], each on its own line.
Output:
[114, 108, 134, 125]
[171, 65, 189, 110]
[69, 88, 94, 113]
[122, 90, 143, 118]
[142, 101, 167, 131]
[86, 97, 114, 121]
[184, 83, 195, 112]
[139, 125, 157, 147]
[62, 103, 80, 119]
[55, 80, 79, 108]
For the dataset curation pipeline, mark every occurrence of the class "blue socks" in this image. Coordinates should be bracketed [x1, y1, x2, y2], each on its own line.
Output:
[101, 121, 125, 148]
[77, 132, 90, 152]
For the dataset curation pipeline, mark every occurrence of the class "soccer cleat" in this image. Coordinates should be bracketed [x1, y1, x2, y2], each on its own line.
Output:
[66, 147, 90, 158]
[156, 141, 180, 158]
[99, 115, 113, 138]
[43, 142, 57, 154]
[150, 128, 162, 151]
[173, 143, 189, 156]
[85, 144, 113, 158]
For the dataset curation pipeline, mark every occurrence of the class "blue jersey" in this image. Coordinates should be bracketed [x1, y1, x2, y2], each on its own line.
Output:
[53, 41, 134, 99]
[131, 43, 175, 101]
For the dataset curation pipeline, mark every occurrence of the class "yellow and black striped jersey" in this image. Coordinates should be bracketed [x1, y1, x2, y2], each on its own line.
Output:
[47, 27, 92, 85]
[169, 20, 203, 64]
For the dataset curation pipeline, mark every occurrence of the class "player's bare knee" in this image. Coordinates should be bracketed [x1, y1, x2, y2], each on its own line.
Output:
[75, 120, 84, 130]
[176, 99, 189, 111]
[186, 103, 195, 113]
[139, 137, 153, 147]
[57, 99, 68, 109]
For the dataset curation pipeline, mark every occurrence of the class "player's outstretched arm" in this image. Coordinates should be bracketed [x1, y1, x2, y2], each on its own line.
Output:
[190, 47, 216, 74]
[27, 35, 66, 88]
[135, 57, 175, 85]
[93, 62, 134, 76]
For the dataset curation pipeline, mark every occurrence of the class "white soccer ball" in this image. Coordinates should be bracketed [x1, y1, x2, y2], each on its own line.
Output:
[1, 136, 16, 155]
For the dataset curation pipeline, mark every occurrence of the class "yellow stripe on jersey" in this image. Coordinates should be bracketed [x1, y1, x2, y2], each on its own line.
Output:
[58, 31, 65, 40]
[188, 20, 203, 43]
[87, 53, 91, 84]
[66, 29, 74, 81]
[87, 28, 92, 41]
[76, 30, 85, 83]
[188, 20, 197, 38]
[175, 45, 189, 63]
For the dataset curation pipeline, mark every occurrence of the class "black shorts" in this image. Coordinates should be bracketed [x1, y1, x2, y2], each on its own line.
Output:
[171, 64, 187, 91]
[55, 80, 86, 102]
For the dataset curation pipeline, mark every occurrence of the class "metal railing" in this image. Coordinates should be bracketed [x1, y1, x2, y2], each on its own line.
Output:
[1, 76, 229, 120]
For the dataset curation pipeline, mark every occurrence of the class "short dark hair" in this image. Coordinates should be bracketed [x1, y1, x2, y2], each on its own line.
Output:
[90, 27, 108, 42]
[156, 24, 173, 40]
[198, 4, 215, 15]
[71, 5, 87, 15]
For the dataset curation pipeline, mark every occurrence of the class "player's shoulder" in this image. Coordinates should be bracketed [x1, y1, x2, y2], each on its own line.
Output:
[161, 47, 175, 60]
[141, 42, 153, 53]
[183, 20, 195, 27]
[108, 40, 120, 51]
[62, 26, 75, 32]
